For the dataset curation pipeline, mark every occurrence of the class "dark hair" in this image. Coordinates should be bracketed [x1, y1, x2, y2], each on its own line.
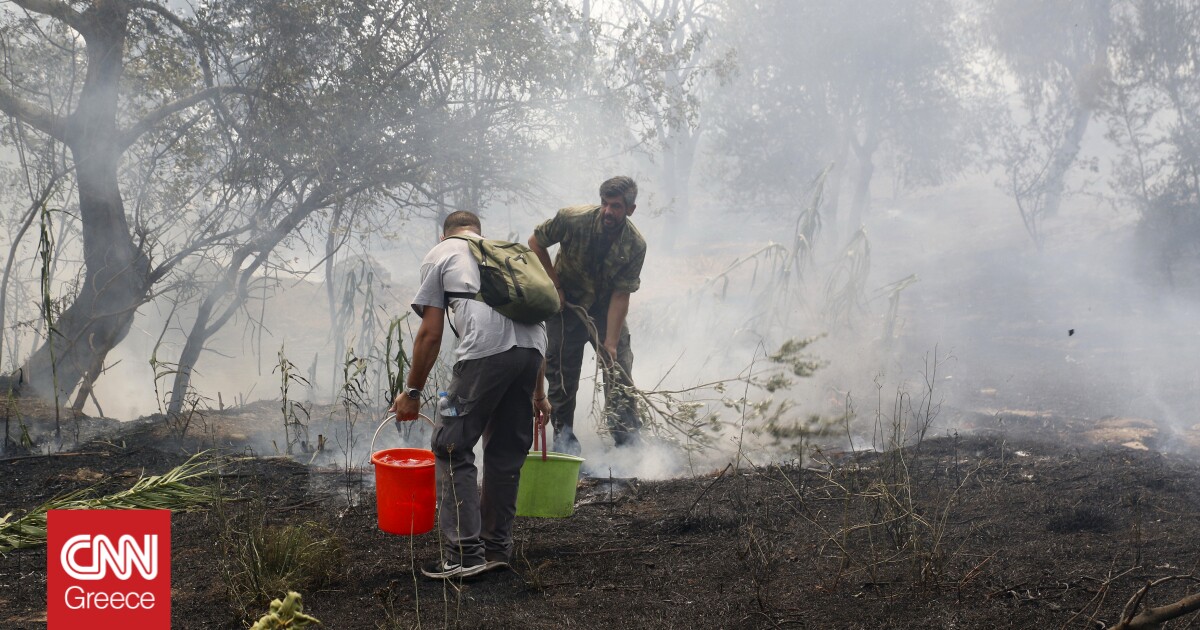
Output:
[443, 210, 481, 236]
[599, 176, 638, 207]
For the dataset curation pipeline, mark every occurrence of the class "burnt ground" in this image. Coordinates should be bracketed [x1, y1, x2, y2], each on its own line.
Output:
[3, 404, 1200, 629]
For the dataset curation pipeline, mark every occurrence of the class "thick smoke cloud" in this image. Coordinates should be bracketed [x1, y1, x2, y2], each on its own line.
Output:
[4, 0, 1199, 475]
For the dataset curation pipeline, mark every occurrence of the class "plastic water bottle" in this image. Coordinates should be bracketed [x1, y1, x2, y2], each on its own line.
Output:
[437, 391, 458, 418]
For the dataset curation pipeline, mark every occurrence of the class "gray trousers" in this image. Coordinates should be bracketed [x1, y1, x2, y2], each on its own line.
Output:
[545, 305, 640, 454]
[432, 345, 541, 565]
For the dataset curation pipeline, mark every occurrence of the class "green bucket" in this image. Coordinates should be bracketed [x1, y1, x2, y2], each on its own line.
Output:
[515, 451, 585, 518]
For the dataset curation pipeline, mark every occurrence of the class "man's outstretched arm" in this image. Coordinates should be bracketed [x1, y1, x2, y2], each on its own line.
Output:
[528, 234, 565, 307]
[603, 291, 631, 365]
[390, 305, 445, 419]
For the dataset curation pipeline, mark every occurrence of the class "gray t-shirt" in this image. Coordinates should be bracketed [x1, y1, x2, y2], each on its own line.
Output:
[411, 235, 547, 363]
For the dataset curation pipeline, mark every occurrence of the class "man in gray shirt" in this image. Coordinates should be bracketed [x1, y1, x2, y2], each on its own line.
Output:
[391, 210, 550, 579]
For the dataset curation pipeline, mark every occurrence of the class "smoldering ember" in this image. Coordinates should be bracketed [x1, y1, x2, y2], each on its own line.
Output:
[1, 1, 1200, 628]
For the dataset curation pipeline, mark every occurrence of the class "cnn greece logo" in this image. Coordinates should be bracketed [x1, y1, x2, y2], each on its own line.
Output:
[48, 509, 171, 629]
[61, 533, 158, 580]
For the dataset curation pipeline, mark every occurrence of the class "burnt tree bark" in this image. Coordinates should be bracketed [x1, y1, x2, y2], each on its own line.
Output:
[0, 0, 249, 404]
[847, 116, 880, 231]
[16, 0, 151, 403]
[1110, 578, 1200, 630]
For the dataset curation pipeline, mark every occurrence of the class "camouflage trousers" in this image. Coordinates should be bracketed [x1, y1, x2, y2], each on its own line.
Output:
[544, 305, 640, 454]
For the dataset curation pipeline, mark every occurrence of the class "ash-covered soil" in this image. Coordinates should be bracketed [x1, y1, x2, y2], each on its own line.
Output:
[3, 404, 1200, 629]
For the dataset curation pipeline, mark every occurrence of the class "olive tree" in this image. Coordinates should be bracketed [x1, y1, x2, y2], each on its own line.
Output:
[596, 0, 732, 243]
[982, 0, 1114, 249]
[1103, 0, 1200, 284]
[0, 0, 576, 415]
[0, 0, 254, 404]
[712, 0, 974, 233]
[158, 0, 577, 416]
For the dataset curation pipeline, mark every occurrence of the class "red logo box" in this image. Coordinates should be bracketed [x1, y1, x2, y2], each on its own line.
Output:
[47, 509, 171, 629]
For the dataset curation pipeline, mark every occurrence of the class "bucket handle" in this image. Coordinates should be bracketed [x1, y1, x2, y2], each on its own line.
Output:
[532, 411, 548, 462]
[371, 412, 434, 455]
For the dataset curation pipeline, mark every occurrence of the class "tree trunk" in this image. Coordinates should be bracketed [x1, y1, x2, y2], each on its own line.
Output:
[22, 2, 150, 403]
[848, 132, 878, 230]
[660, 120, 699, 252]
[166, 292, 218, 417]
[676, 130, 698, 240]
[1044, 1, 1110, 219]
[1041, 105, 1091, 219]
[660, 135, 680, 251]
[823, 132, 850, 248]
[167, 192, 333, 415]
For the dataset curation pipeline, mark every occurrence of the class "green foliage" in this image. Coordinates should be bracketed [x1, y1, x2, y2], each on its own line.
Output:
[149, 346, 177, 417]
[0, 453, 216, 554]
[714, 0, 972, 207]
[335, 348, 370, 469]
[767, 336, 826, 379]
[382, 315, 410, 407]
[36, 201, 61, 437]
[1103, 2, 1200, 282]
[3, 389, 33, 451]
[822, 229, 871, 330]
[879, 274, 919, 346]
[601, 3, 735, 151]
[275, 344, 312, 456]
[250, 591, 321, 629]
[0, 0, 580, 407]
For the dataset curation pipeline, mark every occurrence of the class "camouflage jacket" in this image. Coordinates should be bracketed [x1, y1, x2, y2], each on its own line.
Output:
[533, 204, 647, 311]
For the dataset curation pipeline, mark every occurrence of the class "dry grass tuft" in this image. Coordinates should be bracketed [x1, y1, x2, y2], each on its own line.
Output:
[225, 518, 344, 616]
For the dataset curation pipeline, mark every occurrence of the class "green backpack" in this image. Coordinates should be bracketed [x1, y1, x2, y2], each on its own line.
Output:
[445, 235, 561, 324]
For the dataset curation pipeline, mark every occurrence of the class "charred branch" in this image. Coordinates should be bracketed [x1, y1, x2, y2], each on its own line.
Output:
[7, 0, 86, 33]
[117, 85, 261, 150]
[1110, 577, 1200, 630]
[0, 87, 70, 143]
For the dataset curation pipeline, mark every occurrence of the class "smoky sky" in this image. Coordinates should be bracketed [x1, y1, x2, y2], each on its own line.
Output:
[4, 0, 1199, 476]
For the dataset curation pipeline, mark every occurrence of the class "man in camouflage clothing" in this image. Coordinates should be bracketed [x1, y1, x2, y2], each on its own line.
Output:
[528, 176, 647, 455]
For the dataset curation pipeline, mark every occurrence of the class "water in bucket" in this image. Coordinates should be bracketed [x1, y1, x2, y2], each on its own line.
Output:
[371, 447, 436, 535]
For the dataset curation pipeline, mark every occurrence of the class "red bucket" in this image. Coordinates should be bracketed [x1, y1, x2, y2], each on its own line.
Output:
[371, 448, 436, 535]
